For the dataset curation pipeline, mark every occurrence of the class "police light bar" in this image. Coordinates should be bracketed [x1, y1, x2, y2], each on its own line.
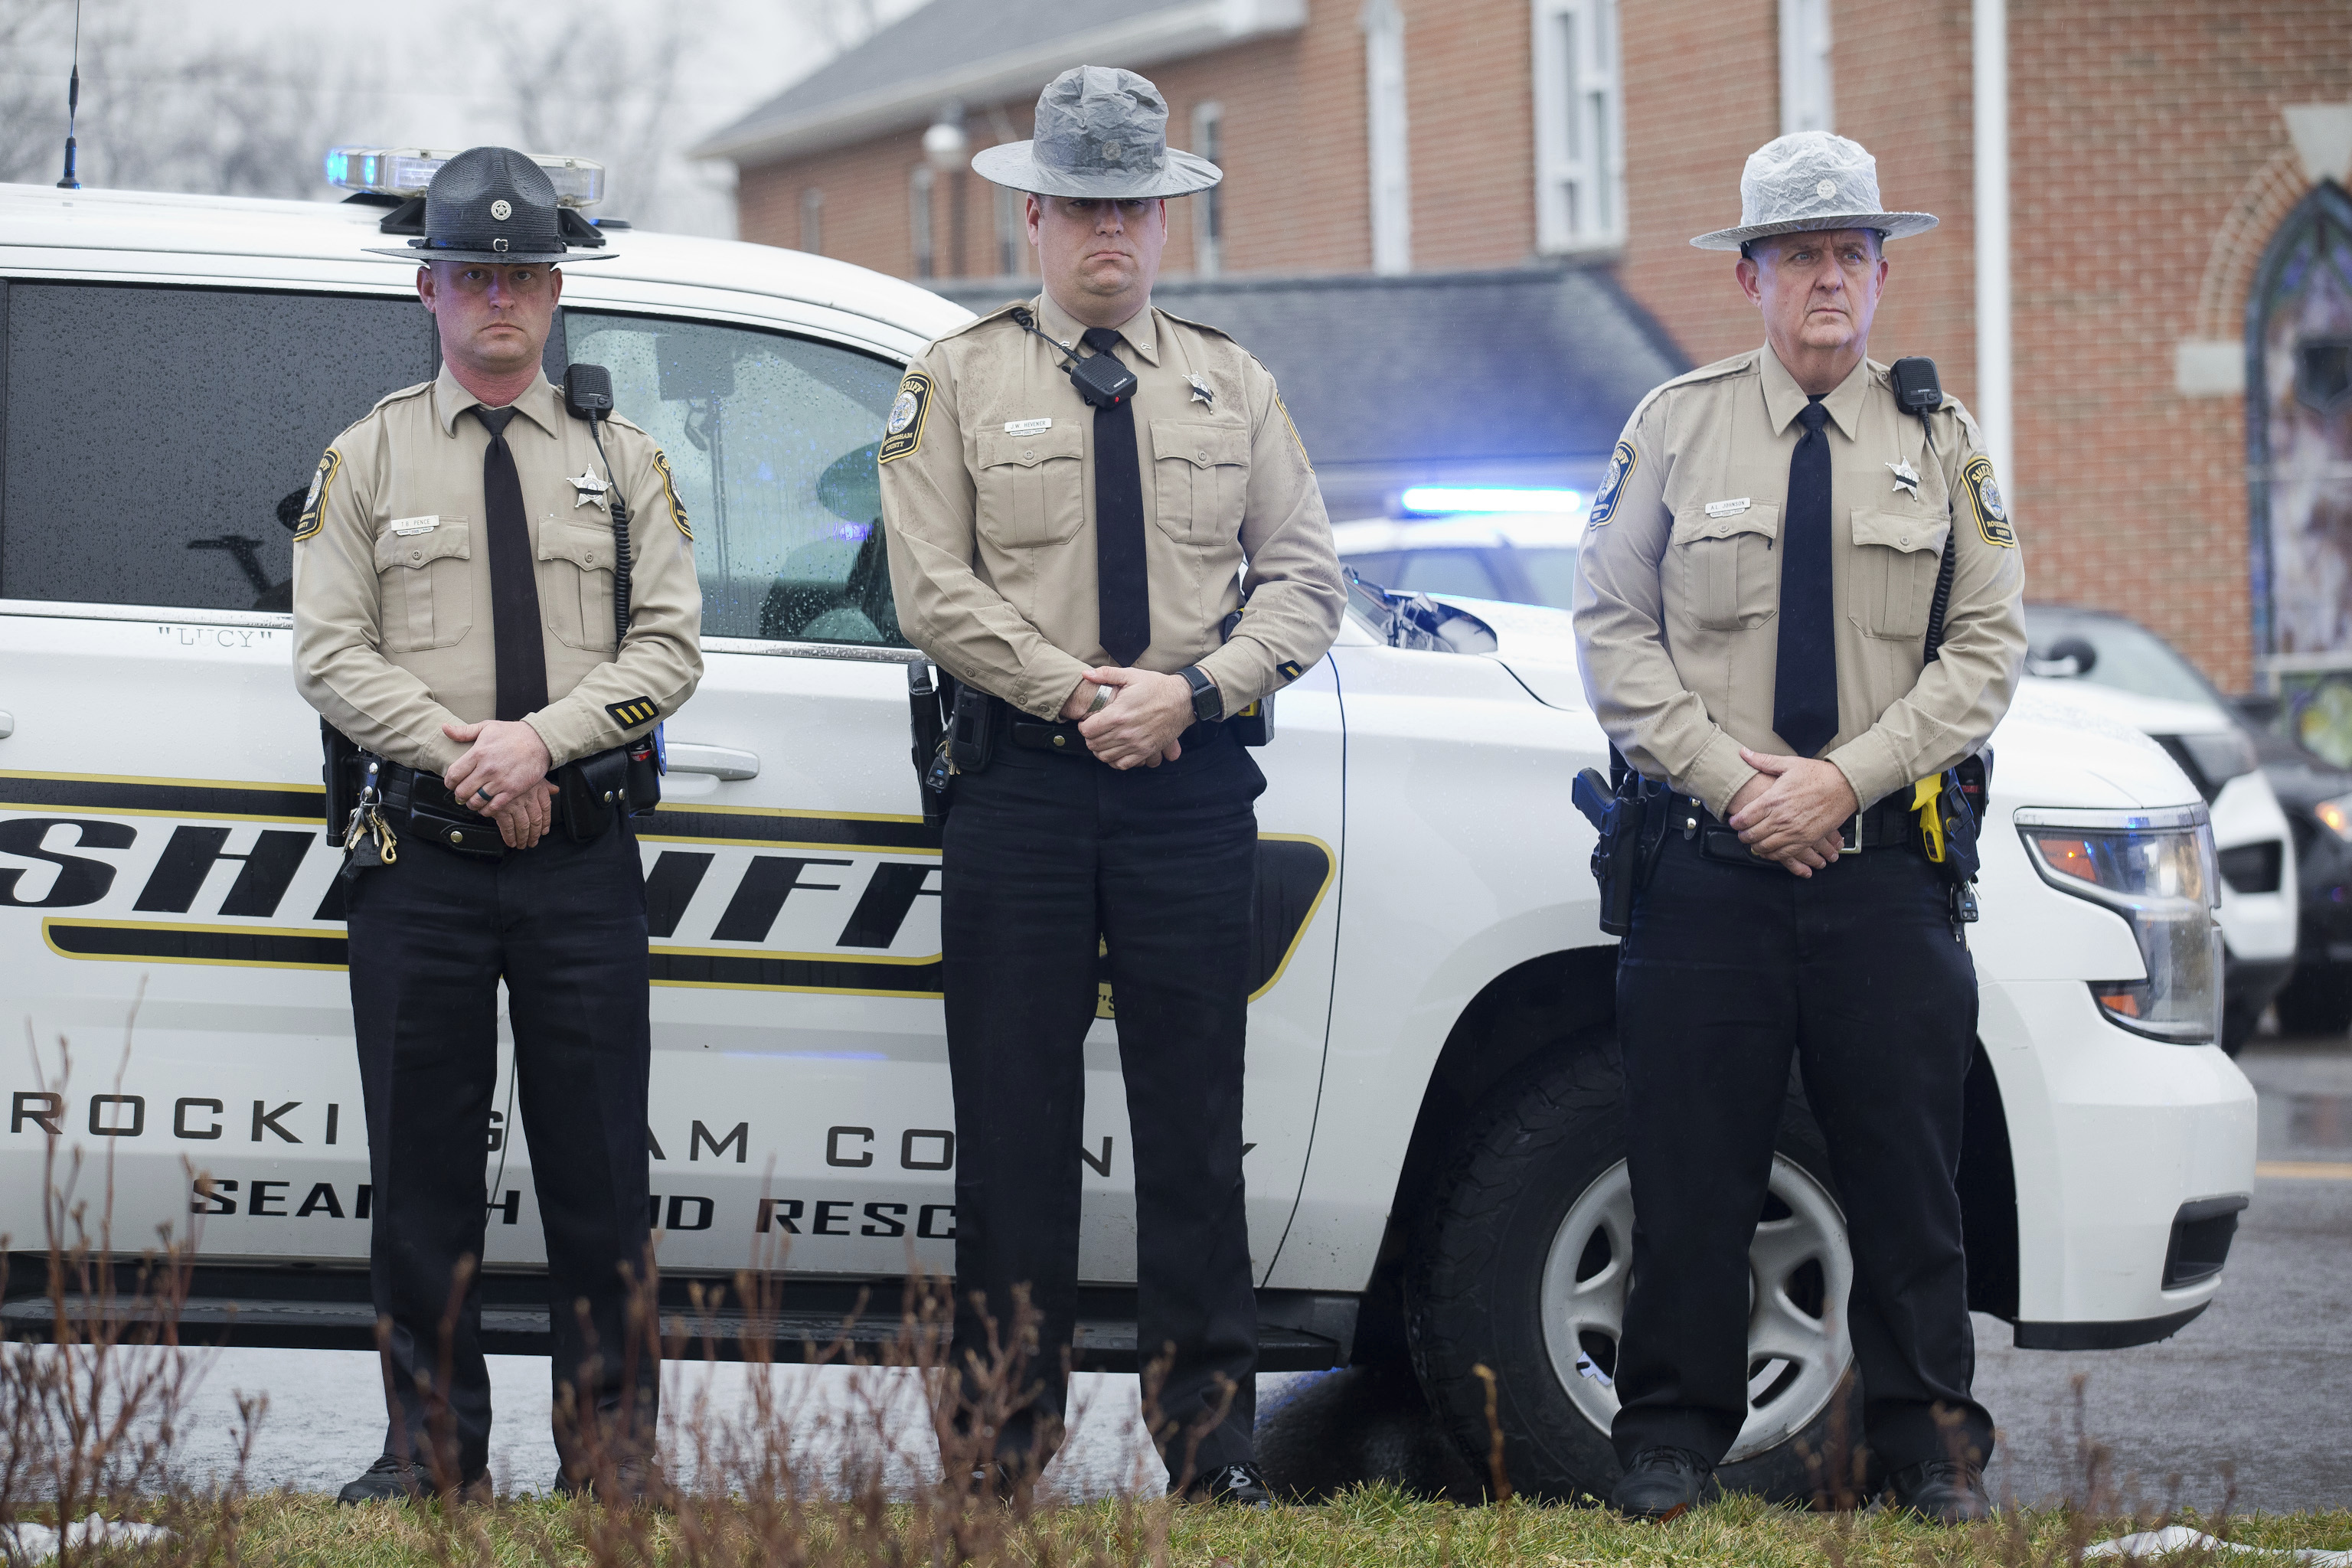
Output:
[324, 147, 606, 207]
[1400, 486, 1583, 515]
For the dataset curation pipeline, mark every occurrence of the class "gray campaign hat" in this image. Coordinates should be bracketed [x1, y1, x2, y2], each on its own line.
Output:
[363, 145, 615, 264]
[1690, 131, 1937, 251]
[970, 66, 1222, 200]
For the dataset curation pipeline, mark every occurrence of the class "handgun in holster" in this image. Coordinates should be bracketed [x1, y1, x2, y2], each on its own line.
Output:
[1573, 750, 1671, 938]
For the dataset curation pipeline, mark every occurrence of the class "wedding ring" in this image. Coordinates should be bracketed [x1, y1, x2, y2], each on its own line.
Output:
[475, 786, 493, 804]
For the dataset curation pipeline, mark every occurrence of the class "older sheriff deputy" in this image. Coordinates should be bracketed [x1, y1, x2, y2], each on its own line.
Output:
[1573, 132, 2025, 1524]
[878, 67, 1344, 1503]
[292, 146, 701, 1504]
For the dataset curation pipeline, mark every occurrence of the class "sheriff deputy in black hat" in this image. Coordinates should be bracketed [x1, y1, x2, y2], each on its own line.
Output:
[292, 145, 704, 1505]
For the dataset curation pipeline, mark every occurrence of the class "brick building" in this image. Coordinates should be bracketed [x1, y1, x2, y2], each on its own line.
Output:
[697, 0, 2352, 702]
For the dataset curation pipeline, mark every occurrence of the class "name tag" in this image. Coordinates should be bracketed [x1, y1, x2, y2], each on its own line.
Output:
[1002, 418, 1053, 436]
[1704, 498, 1752, 519]
[390, 514, 439, 536]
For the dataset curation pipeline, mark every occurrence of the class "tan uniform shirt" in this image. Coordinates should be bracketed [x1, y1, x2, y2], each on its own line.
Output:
[1573, 347, 2027, 816]
[292, 365, 704, 773]
[877, 292, 1345, 718]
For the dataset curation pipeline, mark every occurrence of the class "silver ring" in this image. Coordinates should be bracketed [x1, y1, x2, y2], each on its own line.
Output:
[475, 786, 492, 803]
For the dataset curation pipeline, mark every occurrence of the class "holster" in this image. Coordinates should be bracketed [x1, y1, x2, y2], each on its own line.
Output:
[909, 662, 951, 826]
[1573, 760, 1671, 938]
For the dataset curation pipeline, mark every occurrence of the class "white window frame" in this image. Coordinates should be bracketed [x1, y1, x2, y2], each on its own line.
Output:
[909, 165, 936, 279]
[1361, 0, 1412, 275]
[1192, 100, 1226, 276]
[799, 187, 824, 255]
[1779, 0, 1834, 135]
[1532, 0, 1625, 254]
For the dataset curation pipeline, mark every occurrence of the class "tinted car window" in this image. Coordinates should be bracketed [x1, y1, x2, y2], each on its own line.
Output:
[1388, 548, 1502, 600]
[1, 283, 436, 611]
[2024, 606, 2220, 707]
[1513, 547, 1581, 610]
[564, 312, 904, 646]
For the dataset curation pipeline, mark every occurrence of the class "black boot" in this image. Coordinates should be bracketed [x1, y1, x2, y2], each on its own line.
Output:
[1609, 1446, 1719, 1521]
[1888, 1459, 1991, 1524]
[338, 1454, 489, 1506]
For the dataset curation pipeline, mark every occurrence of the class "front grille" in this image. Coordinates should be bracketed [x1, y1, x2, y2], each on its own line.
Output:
[2218, 841, 2284, 895]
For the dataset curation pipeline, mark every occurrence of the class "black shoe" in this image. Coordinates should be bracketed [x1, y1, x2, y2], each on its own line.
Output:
[1888, 1459, 1991, 1524]
[550, 1459, 662, 1508]
[1177, 1462, 1275, 1507]
[1609, 1447, 1720, 1521]
[338, 1455, 490, 1506]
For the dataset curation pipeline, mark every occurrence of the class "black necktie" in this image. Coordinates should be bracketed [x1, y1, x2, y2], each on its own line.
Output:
[471, 405, 549, 723]
[1773, 399, 1838, 758]
[1082, 326, 1151, 665]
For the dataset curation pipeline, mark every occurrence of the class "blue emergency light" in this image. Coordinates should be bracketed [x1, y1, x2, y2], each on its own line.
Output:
[1400, 486, 1583, 516]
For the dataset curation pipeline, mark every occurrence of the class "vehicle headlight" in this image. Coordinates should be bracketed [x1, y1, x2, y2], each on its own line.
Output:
[2017, 806, 2223, 1045]
[2315, 792, 2352, 842]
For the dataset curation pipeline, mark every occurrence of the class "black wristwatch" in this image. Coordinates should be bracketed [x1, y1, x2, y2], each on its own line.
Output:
[1178, 665, 1223, 724]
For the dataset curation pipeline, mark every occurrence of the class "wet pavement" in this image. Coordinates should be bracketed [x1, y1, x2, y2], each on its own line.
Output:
[109, 1040, 2352, 1511]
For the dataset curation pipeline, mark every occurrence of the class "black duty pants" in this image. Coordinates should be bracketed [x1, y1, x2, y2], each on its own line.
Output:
[1611, 829, 1995, 1474]
[940, 720, 1264, 1481]
[345, 823, 656, 1482]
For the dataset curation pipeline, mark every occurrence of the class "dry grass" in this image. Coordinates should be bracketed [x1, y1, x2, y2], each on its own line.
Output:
[14, 1488, 2350, 1567]
[10, 1028, 2352, 1567]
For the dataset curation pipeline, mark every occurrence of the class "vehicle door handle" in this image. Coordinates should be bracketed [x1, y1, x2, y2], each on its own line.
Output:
[0, 710, 12, 739]
[665, 742, 759, 781]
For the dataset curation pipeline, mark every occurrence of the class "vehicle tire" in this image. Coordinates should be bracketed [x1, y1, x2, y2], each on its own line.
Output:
[2274, 962, 2352, 1038]
[1403, 1044, 1861, 1504]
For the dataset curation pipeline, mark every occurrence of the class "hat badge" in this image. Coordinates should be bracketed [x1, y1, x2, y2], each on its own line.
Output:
[1102, 140, 1123, 163]
[1816, 180, 1836, 198]
[491, 198, 512, 220]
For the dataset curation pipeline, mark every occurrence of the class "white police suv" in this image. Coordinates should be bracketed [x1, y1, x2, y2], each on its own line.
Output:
[0, 162, 2257, 1502]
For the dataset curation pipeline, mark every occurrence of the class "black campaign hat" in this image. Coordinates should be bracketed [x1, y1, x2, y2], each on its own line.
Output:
[363, 145, 616, 264]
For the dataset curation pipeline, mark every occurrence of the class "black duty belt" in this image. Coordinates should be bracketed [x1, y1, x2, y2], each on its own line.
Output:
[998, 697, 1223, 761]
[1677, 790, 1916, 869]
[347, 756, 510, 857]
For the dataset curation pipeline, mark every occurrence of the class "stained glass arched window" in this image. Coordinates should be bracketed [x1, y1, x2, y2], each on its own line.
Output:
[2250, 180, 2352, 762]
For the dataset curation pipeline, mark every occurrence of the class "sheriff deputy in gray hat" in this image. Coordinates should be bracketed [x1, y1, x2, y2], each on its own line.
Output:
[877, 66, 1343, 1505]
[1573, 132, 2024, 1523]
[294, 145, 701, 1506]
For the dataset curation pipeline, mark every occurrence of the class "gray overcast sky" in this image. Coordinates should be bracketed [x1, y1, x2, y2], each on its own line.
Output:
[4, 0, 923, 235]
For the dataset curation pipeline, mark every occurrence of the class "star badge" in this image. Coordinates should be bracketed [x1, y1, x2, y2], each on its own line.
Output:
[1187, 374, 1215, 407]
[1886, 459, 1922, 498]
[567, 471, 611, 509]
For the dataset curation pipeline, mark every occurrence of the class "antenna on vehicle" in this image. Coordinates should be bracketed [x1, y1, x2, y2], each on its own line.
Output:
[56, 0, 82, 190]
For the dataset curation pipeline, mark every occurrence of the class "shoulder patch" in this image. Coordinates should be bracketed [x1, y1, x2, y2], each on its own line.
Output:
[878, 371, 934, 466]
[1587, 439, 1638, 528]
[650, 451, 692, 540]
[606, 697, 661, 729]
[1961, 453, 2015, 547]
[292, 449, 342, 544]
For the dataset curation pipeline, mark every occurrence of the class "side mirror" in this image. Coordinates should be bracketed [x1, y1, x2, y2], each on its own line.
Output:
[2026, 635, 2099, 679]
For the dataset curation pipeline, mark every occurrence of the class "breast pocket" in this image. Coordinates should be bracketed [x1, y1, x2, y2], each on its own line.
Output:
[372, 521, 472, 653]
[1149, 420, 1250, 547]
[538, 521, 619, 652]
[975, 425, 1087, 547]
[1848, 510, 1949, 639]
[1670, 505, 1782, 631]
